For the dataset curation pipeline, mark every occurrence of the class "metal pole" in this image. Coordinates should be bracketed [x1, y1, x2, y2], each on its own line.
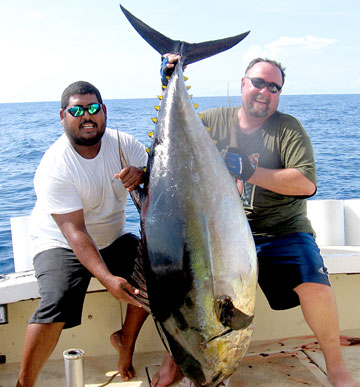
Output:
[0, 304, 8, 324]
[63, 348, 85, 387]
[0, 275, 9, 325]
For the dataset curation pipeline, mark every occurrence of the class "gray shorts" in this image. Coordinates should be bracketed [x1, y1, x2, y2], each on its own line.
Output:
[255, 232, 331, 310]
[30, 233, 141, 329]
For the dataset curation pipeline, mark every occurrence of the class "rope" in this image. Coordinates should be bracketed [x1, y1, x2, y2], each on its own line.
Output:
[96, 371, 120, 387]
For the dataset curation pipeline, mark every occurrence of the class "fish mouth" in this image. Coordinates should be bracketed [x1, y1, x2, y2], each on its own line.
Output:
[205, 327, 234, 344]
[203, 296, 255, 344]
[215, 295, 254, 330]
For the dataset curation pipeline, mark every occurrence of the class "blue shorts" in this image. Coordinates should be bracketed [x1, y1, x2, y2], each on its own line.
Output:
[255, 232, 330, 310]
[30, 233, 140, 329]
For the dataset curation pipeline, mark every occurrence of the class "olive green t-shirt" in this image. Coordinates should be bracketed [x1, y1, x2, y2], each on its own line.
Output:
[201, 107, 316, 237]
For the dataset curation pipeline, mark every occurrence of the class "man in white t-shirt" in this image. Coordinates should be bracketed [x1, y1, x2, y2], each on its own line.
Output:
[17, 81, 149, 387]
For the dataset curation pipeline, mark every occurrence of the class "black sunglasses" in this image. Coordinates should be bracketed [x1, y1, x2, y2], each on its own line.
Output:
[245, 77, 282, 94]
[66, 103, 102, 117]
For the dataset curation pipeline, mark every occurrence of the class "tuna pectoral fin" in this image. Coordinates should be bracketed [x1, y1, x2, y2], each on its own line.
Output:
[215, 296, 254, 330]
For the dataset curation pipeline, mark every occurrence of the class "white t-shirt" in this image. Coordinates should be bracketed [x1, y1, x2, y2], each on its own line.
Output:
[29, 128, 147, 257]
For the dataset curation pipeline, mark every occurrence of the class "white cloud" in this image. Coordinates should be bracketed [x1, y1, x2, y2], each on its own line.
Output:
[28, 11, 45, 19]
[267, 36, 337, 50]
[242, 35, 337, 68]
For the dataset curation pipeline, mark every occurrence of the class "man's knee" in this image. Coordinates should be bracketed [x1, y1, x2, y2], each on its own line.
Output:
[294, 282, 334, 303]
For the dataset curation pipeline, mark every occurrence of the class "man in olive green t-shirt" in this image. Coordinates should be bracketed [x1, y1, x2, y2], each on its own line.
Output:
[151, 56, 356, 387]
[202, 106, 316, 237]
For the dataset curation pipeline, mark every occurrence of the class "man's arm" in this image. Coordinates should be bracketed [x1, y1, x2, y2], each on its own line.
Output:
[248, 166, 316, 196]
[52, 210, 142, 307]
[222, 146, 315, 196]
[160, 54, 316, 197]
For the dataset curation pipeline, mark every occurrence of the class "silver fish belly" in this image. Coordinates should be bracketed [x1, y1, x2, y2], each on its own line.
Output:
[119, 5, 257, 385]
[141, 63, 258, 386]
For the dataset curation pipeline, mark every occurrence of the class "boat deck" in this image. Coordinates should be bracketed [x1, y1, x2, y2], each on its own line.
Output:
[2, 202, 360, 386]
[1, 329, 359, 387]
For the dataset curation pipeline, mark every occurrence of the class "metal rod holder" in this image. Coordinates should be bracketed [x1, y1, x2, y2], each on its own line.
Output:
[63, 348, 85, 387]
[0, 304, 8, 324]
[0, 275, 9, 325]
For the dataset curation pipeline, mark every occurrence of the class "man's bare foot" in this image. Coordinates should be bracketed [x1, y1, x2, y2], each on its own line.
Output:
[151, 352, 182, 387]
[328, 364, 358, 387]
[110, 330, 135, 381]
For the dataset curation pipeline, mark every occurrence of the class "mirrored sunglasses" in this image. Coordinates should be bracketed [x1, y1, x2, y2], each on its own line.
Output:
[245, 77, 282, 94]
[66, 103, 102, 117]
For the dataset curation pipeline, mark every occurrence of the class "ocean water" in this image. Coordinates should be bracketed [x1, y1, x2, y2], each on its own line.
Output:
[1, 94, 360, 274]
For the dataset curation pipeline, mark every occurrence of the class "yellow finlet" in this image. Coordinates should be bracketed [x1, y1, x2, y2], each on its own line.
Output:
[154, 106, 160, 111]
[148, 131, 154, 138]
[184, 76, 188, 81]
[146, 148, 151, 154]
[157, 95, 163, 100]
[198, 113, 204, 120]
[151, 117, 158, 124]
[186, 85, 191, 90]
[189, 94, 193, 99]
[193, 103, 199, 109]
[213, 139, 217, 145]
[205, 126, 211, 132]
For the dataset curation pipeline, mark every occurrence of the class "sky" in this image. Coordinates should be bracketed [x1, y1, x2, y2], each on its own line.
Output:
[0, 0, 359, 103]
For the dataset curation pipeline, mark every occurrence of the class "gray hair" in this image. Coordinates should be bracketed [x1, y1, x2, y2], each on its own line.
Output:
[245, 58, 286, 85]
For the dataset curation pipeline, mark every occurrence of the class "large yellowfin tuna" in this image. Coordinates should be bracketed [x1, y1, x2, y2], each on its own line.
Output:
[120, 5, 258, 386]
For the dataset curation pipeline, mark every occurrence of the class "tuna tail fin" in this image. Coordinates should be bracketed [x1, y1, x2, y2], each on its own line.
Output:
[119, 5, 250, 66]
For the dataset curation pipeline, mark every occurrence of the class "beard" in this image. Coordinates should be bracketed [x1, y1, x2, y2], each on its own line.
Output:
[69, 130, 105, 146]
[245, 95, 270, 118]
[66, 120, 106, 146]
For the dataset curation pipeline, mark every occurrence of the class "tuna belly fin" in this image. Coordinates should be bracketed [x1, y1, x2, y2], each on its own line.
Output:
[116, 127, 146, 213]
[119, 4, 250, 65]
[215, 296, 254, 330]
[129, 187, 145, 214]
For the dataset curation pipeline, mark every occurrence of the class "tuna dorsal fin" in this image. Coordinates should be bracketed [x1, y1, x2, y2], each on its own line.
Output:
[119, 5, 250, 66]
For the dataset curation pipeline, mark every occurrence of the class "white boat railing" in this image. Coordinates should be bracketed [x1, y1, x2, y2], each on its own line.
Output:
[1, 199, 360, 305]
